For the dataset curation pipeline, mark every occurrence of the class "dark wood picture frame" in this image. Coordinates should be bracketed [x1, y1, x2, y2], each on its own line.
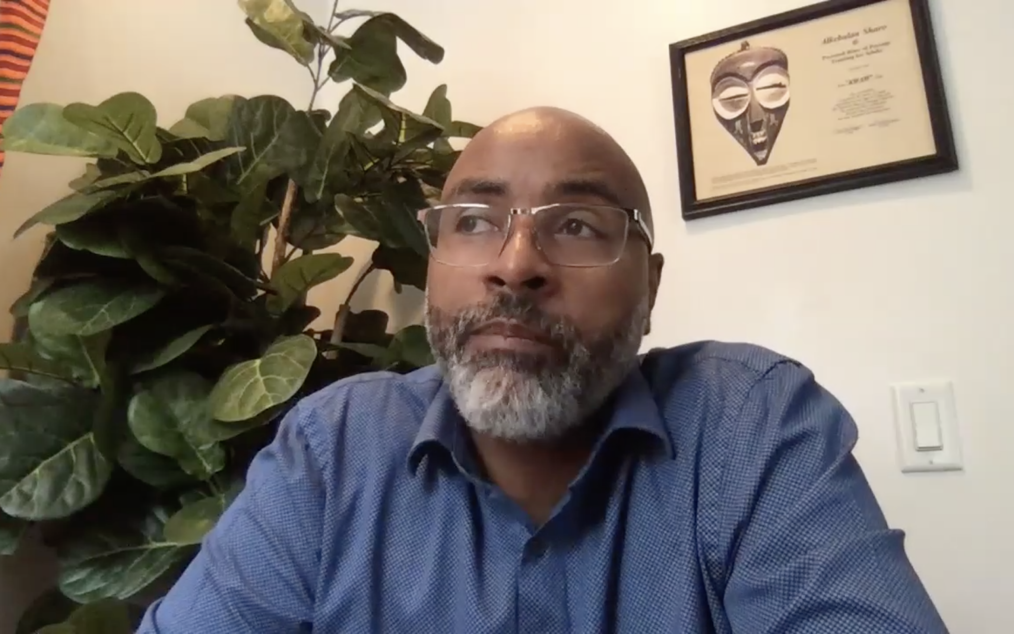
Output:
[668, 0, 957, 221]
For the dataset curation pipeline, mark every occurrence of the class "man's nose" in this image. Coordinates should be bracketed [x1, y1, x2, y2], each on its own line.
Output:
[482, 216, 554, 294]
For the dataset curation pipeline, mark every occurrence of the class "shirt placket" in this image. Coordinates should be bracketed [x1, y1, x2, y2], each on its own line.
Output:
[516, 532, 569, 634]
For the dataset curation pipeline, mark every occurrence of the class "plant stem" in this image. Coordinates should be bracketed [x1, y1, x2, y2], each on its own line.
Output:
[346, 261, 375, 305]
[308, 0, 342, 109]
[271, 180, 299, 274]
[272, 0, 343, 277]
[327, 0, 342, 31]
[325, 261, 376, 350]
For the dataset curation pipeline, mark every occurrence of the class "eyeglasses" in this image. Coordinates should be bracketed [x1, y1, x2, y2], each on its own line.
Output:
[416, 203, 654, 268]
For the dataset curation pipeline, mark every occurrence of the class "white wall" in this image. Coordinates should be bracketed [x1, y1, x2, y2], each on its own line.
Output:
[2, 0, 1010, 632]
[0, 1, 331, 631]
[355, 0, 1010, 632]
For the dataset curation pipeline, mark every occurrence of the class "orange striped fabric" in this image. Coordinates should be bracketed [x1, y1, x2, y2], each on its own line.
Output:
[0, 0, 50, 175]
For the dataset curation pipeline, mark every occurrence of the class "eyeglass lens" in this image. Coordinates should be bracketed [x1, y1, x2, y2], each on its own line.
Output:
[422, 204, 631, 266]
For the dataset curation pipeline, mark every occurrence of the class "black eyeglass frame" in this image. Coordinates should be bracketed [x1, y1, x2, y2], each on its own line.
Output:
[416, 203, 655, 268]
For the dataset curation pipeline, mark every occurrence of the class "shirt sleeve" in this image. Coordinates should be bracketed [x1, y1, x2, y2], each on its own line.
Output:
[718, 361, 950, 634]
[136, 404, 323, 634]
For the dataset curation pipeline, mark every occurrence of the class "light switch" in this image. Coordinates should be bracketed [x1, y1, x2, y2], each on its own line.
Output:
[892, 380, 963, 473]
[910, 401, 943, 451]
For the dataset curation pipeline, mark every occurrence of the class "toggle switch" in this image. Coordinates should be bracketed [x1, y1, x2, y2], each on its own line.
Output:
[910, 401, 943, 451]
[892, 380, 963, 473]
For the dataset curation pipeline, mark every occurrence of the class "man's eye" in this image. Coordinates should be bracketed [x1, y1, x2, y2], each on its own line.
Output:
[455, 215, 497, 234]
[556, 218, 597, 238]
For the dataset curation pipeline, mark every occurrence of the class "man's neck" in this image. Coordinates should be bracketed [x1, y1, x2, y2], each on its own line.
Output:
[469, 422, 603, 527]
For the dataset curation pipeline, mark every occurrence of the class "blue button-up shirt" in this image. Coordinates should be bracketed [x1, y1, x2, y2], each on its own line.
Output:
[139, 341, 948, 633]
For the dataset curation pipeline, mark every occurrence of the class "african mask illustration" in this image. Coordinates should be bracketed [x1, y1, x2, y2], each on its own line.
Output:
[710, 41, 790, 166]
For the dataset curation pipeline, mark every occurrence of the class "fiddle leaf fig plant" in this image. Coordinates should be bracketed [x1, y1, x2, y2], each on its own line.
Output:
[0, 1, 480, 631]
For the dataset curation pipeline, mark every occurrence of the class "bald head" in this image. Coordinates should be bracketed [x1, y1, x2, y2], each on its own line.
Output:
[443, 107, 654, 237]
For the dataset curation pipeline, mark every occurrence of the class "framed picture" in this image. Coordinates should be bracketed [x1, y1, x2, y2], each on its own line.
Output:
[668, 0, 957, 220]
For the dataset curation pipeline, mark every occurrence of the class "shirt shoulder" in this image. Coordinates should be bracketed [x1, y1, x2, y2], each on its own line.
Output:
[291, 366, 444, 474]
[638, 340, 822, 451]
[640, 340, 806, 407]
[642, 339, 803, 381]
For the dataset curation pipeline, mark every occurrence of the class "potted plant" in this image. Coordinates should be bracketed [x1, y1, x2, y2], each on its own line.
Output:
[0, 1, 480, 631]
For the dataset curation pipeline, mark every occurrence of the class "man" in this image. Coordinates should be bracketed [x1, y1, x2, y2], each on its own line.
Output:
[138, 107, 948, 633]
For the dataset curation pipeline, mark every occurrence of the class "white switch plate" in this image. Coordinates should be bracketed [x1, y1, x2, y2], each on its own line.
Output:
[892, 380, 963, 473]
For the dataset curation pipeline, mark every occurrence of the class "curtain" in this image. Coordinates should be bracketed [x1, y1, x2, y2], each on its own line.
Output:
[0, 0, 50, 177]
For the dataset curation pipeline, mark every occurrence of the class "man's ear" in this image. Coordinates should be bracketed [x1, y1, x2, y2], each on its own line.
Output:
[644, 253, 664, 335]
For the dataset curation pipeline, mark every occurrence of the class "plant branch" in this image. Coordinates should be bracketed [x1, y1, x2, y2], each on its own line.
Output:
[270, 180, 299, 274]
[307, 0, 342, 110]
[327, 0, 343, 32]
[346, 261, 375, 305]
[325, 261, 376, 350]
[274, 2, 344, 277]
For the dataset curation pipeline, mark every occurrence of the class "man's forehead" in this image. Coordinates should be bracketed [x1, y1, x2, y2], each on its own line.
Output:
[444, 115, 633, 201]
[457, 119, 616, 165]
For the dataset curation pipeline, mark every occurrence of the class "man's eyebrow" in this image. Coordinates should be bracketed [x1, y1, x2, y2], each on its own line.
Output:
[447, 178, 509, 199]
[548, 178, 627, 208]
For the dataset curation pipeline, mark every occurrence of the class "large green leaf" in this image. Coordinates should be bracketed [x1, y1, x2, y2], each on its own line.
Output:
[0, 342, 78, 382]
[85, 171, 149, 190]
[159, 246, 261, 300]
[422, 84, 452, 128]
[336, 179, 430, 256]
[168, 96, 238, 141]
[29, 330, 110, 389]
[224, 96, 316, 189]
[0, 381, 110, 520]
[10, 277, 55, 318]
[154, 133, 215, 167]
[303, 21, 351, 52]
[340, 308, 390, 344]
[163, 494, 228, 545]
[352, 83, 443, 146]
[130, 324, 214, 374]
[55, 215, 131, 259]
[0, 511, 26, 555]
[287, 198, 348, 251]
[68, 164, 103, 191]
[446, 120, 483, 139]
[73, 148, 243, 193]
[371, 245, 427, 292]
[14, 189, 122, 239]
[382, 325, 433, 368]
[117, 436, 195, 490]
[301, 114, 354, 202]
[229, 178, 275, 248]
[334, 87, 383, 134]
[269, 253, 354, 313]
[329, 14, 443, 94]
[28, 280, 165, 337]
[210, 335, 316, 422]
[333, 194, 380, 241]
[127, 371, 225, 480]
[198, 405, 284, 444]
[299, 89, 386, 203]
[329, 18, 404, 95]
[152, 146, 245, 177]
[58, 505, 195, 602]
[1, 103, 119, 158]
[15, 589, 78, 634]
[239, 0, 314, 65]
[63, 93, 163, 165]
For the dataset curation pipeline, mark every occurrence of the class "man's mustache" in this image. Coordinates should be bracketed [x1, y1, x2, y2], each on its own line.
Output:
[452, 294, 571, 350]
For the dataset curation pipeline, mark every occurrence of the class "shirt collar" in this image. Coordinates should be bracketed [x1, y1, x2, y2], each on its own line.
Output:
[406, 362, 674, 475]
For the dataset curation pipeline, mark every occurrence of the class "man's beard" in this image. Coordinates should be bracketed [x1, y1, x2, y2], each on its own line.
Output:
[426, 291, 649, 442]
